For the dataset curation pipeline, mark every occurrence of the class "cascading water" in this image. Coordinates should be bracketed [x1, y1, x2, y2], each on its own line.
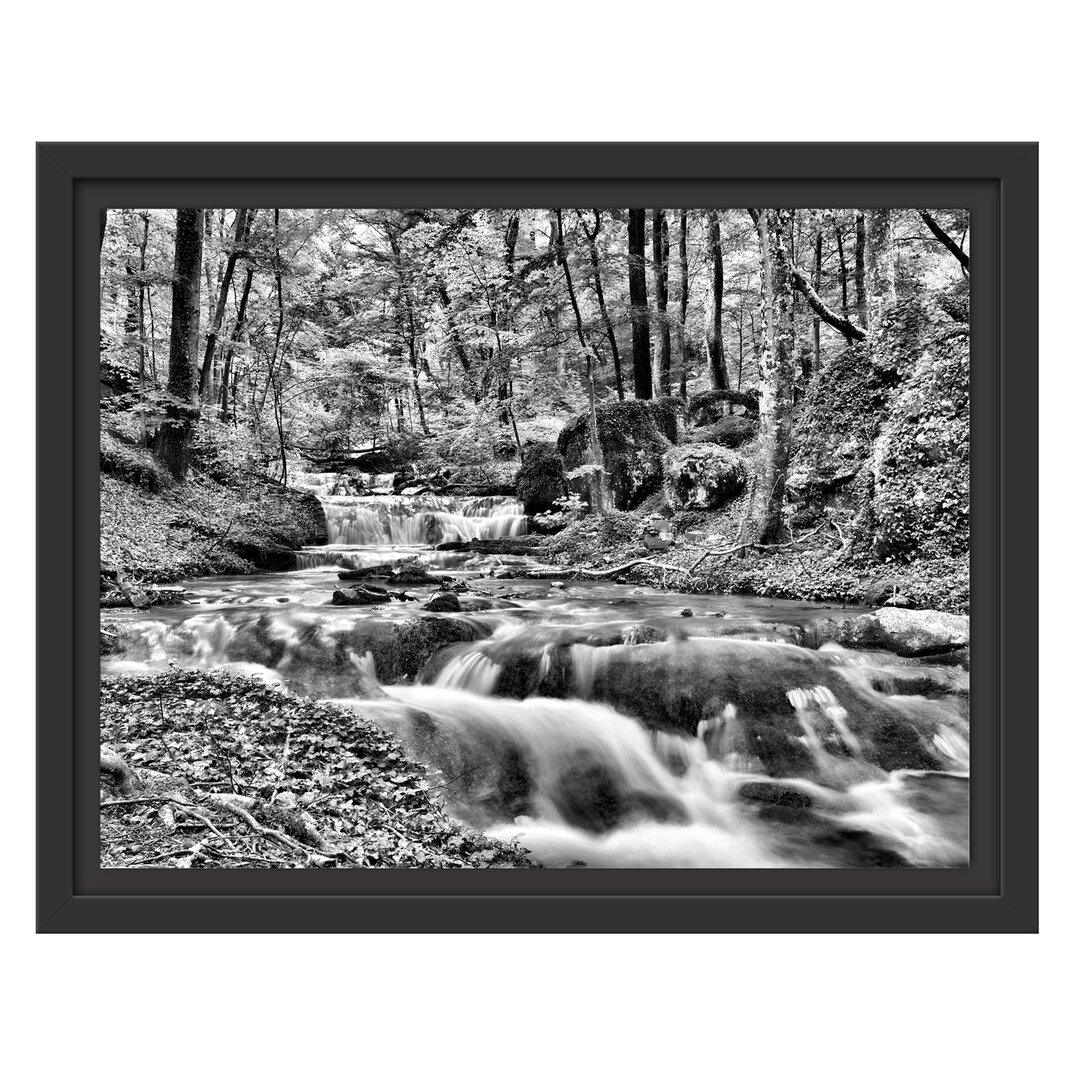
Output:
[102, 561, 971, 869]
[292, 469, 527, 562]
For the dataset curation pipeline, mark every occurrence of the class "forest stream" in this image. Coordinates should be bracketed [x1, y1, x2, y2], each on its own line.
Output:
[101, 476, 970, 870]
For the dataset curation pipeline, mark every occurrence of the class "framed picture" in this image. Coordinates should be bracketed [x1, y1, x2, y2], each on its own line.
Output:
[38, 142, 1037, 932]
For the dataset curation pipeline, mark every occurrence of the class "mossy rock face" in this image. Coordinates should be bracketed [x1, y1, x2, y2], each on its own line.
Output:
[662, 445, 746, 510]
[514, 441, 566, 515]
[870, 316, 969, 561]
[556, 400, 678, 511]
[687, 416, 757, 449]
[687, 389, 759, 426]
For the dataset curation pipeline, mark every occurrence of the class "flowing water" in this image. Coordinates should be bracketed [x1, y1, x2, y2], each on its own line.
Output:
[102, 475, 970, 869]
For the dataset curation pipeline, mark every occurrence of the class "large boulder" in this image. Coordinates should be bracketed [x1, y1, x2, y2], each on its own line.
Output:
[662, 445, 746, 510]
[514, 441, 566, 515]
[687, 389, 759, 426]
[687, 415, 757, 448]
[557, 400, 679, 511]
[810, 608, 969, 658]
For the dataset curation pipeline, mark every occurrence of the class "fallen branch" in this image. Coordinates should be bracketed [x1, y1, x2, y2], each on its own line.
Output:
[689, 522, 828, 573]
[573, 558, 688, 579]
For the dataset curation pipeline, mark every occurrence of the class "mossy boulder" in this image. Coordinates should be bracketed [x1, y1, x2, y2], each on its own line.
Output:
[514, 441, 566, 515]
[556, 400, 678, 511]
[688, 389, 759, 426]
[662, 445, 746, 510]
[687, 415, 757, 448]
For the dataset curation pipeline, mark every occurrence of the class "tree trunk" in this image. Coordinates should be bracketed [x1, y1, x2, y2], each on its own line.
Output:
[199, 208, 252, 402]
[154, 208, 204, 481]
[99, 209, 108, 250]
[865, 208, 896, 333]
[218, 266, 253, 421]
[582, 209, 624, 400]
[741, 209, 795, 546]
[835, 224, 852, 345]
[627, 208, 652, 398]
[555, 210, 610, 511]
[705, 210, 729, 390]
[854, 211, 868, 330]
[675, 210, 690, 398]
[651, 209, 672, 395]
[918, 209, 969, 272]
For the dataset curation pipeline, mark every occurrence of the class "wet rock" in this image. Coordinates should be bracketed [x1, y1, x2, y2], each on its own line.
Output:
[423, 592, 461, 612]
[663, 444, 746, 510]
[332, 584, 389, 606]
[387, 566, 444, 585]
[810, 608, 969, 657]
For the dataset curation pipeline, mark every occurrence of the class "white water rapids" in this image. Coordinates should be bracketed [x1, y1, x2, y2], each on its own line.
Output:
[102, 472, 970, 869]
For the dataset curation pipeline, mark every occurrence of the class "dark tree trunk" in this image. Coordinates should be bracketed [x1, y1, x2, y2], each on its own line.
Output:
[582, 209, 624, 400]
[627, 208, 652, 398]
[705, 210, 729, 390]
[918, 209, 969, 272]
[855, 211, 868, 329]
[155, 208, 204, 480]
[835, 224, 852, 345]
[199, 209, 252, 402]
[99, 208, 108, 250]
[435, 278, 477, 398]
[676, 210, 690, 397]
[218, 265, 253, 421]
[742, 209, 795, 546]
[651, 209, 671, 395]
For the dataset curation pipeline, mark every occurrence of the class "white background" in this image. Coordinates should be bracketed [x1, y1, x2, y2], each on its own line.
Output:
[1, 4, 1068, 1076]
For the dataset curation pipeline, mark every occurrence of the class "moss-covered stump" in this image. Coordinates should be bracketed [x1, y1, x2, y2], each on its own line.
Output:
[662, 445, 746, 510]
[557, 400, 678, 511]
[100, 669, 535, 869]
[514, 440, 566, 515]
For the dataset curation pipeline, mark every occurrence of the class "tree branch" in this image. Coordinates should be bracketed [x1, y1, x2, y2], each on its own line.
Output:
[788, 262, 867, 341]
[918, 210, 970, 272]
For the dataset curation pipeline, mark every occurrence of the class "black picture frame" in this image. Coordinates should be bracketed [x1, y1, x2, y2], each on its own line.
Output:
[37, 142, 1038, 933]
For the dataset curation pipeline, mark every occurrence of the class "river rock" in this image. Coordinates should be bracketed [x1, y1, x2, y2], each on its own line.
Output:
[423, 592, 461, 612]
[662, 444, 746, 510]
[810, 608, 969, 657]
[332, 584, 389, 606]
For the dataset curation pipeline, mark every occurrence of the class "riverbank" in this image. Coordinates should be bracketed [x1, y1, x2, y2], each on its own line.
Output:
[538, 507, 969, 615]
[100, 668, 534, 869]
[100, 435, 326, 583]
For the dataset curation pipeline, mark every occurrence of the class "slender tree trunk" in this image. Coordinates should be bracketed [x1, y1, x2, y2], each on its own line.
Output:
[218, 266, 253, 421]
[835, 225, 852, 346]
[742, 209, 795, 545]
[918, 209, 969, 272]
[865, 208, 897, 332]
[582, 209, 624, 400]
[385, 220, 430, 436]
[154, 208, 204, 480]
[627, 208, 652, 398]
[855, 211, 868, 329]
[705, 210, 730, 390]
[555, 210, 610, 511]
[199, 209, 252, 402]
[435, 278, 477, 399]
[676, 210, 690, 398]
[652, 209, 672, 395]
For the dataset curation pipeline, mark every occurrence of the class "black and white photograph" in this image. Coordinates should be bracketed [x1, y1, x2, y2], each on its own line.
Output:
[98, 205, 971, 871]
